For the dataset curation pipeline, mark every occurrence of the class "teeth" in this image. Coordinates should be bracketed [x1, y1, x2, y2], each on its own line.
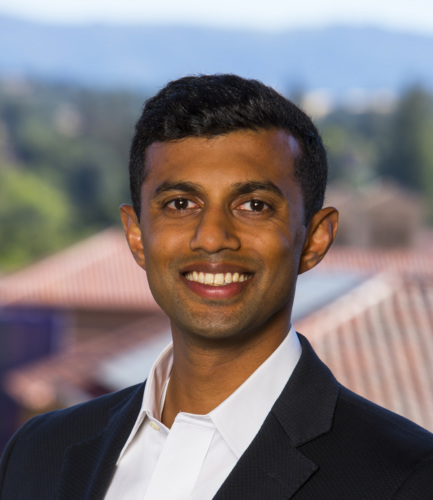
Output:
[214, 273, 225, 285]
[185, 271, 251, 286]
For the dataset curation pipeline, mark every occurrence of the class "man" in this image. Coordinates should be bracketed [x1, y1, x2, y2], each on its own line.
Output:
[1, 74, 433, 499]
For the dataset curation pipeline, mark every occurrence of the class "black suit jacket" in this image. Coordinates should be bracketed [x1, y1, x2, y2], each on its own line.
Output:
[1, 334, 433, 499]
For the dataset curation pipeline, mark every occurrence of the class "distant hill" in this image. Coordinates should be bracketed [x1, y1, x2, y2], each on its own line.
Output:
[1, 15, 433, 96]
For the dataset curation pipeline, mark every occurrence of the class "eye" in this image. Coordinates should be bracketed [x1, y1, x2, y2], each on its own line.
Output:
[165, 198, 199, 210]
[237, 200, 269, 212]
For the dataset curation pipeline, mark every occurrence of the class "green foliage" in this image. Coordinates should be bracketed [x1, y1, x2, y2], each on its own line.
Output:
[318, 87, 433, 219]
[0, 81, 146, 271]
[0, 166, 73, 270]
[376, 87, 433, 219]
[319, 108, 390, 184]
[377, 88, 433, 186]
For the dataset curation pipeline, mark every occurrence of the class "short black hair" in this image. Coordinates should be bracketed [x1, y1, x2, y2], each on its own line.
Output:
[129, 74, 327, 224]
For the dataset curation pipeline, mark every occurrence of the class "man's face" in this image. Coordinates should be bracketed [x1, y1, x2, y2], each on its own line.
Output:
[123, 129, 327, 347]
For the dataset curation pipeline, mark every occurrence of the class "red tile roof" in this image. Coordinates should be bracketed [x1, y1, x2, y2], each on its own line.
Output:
[319, 244, 433, 276]
[296, 273, 433, 431]
[0, 229, 159, 311]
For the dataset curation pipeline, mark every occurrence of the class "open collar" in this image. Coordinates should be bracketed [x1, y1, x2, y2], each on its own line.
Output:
[117, 327, 301, 463]
[57, 334, 339, 500]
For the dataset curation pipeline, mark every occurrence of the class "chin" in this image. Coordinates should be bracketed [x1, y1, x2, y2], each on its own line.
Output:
[174, 314, 267, 347]
[192, 321, 246, 340]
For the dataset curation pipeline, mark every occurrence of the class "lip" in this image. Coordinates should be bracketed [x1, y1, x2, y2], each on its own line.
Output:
[179, 262, 254, 300]
[181, 273, 253, 300]
[179, 262, 253, 275]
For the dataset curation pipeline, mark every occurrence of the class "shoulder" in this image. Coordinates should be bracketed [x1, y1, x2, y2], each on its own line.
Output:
[310, 385, 433, 497]
[291, 336, 433, 496]
[336, 385, 433, 453]
[296, 334, 433, 455]
[343, 387, 433, 496]
[0, 383, 144, 493]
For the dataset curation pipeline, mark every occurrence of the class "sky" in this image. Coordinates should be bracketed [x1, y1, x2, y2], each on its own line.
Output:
[0, 0, 433, 36]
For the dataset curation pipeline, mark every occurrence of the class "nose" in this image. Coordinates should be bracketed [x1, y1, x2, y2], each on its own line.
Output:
[189, 207, 241, 253]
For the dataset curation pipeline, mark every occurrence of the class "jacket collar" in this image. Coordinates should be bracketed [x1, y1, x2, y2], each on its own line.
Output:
[272, 334, 340, 446]
[214, 334, 340, 499]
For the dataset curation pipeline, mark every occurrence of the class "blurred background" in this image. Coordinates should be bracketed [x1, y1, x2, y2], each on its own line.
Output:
[1, 0, 433, 452]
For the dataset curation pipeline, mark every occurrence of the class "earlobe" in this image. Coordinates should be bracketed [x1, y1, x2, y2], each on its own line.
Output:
[298, 207, 339, 275]
[120, 204, 146, 269]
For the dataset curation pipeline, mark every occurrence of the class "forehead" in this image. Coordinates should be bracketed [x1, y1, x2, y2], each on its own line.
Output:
[143, 128, 301, 194]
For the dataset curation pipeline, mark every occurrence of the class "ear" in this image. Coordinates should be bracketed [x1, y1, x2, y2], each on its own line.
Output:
[120, 204, 146, 270]
[298, 207, 338, 275]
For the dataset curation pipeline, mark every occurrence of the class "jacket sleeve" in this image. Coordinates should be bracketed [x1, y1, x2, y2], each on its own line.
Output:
[0, 418, 35, 499]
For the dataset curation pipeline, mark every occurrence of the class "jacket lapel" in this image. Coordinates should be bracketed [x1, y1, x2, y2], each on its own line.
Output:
[214, 334, 340, 499]
[57, 383, 145, 500]
[213, 412, 318, 499]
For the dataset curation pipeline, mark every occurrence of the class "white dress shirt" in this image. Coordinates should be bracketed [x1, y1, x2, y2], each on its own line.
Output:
[104, 326, 302, 500]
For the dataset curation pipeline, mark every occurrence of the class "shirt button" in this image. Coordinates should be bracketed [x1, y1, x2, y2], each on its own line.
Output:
[149, 421, 160, 431]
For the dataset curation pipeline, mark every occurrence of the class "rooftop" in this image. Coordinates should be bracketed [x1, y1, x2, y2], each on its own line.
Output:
[0, 228, 159, 312]
[297, 273, 433, 430]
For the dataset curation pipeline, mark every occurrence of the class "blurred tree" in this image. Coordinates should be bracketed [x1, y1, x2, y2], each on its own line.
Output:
[378, 87, 433, 186]
[377, 87, 433, 219]
[0, 166, 73, 271]
[319, 110, 389, 185]
[0, 81, 145, 271]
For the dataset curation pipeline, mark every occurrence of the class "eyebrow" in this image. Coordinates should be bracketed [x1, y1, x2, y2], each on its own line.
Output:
[231, 181, 284, 198]
[154, 181, 200, 197]
[153, 179, 284, 198]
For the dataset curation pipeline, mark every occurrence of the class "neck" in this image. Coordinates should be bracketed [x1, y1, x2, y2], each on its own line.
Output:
[161, 324, 288, 428]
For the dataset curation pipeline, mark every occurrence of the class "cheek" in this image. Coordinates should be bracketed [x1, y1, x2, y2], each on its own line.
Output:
[142, 223, 186, 271]
[293, 226, 308, 260]
[253, 225, 305, 278]
[254, 225, 293, 256]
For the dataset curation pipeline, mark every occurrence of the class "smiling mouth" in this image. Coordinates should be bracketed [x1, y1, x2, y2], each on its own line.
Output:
[184, 271, 252, 286]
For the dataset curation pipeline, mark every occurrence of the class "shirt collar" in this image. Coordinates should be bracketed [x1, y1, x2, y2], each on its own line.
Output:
[208, 325, 301, 457]
[115, 342, 173, 465]
[143, 342, 173, 419]
[117, 326, 301, 464]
